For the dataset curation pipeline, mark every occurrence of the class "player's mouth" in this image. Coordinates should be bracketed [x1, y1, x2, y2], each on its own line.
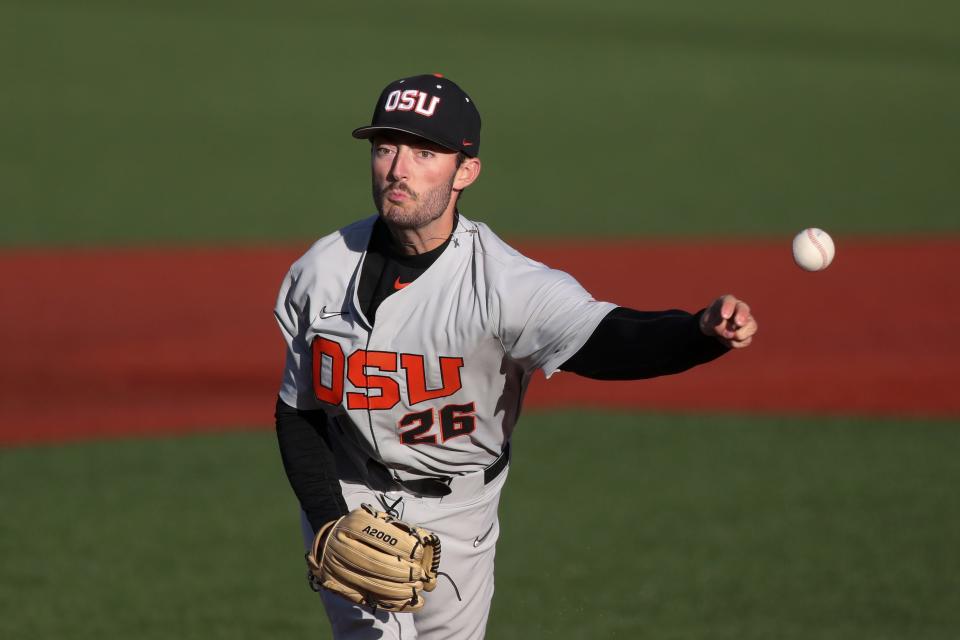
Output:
[385, 187, 415, 203]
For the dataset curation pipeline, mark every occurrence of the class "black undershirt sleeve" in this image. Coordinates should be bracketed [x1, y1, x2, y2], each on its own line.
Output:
[274, 397, 349, 534]
[559, 307, 730, 380]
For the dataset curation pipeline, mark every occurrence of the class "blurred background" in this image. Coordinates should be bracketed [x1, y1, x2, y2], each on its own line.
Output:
[4, 0, 959, 244]
[2, 1, 958, 638]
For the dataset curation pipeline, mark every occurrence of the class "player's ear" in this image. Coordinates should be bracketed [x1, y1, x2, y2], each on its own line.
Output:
[453, 157, 481, 191]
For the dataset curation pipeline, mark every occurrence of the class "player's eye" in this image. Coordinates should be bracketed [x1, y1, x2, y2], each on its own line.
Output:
[375, 146, 395, 157]
[416, 149, 434, 159]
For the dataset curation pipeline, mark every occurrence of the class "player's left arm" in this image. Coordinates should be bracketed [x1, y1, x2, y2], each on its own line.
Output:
[560, 294, 757, 380]
[275, 398, 349, 534]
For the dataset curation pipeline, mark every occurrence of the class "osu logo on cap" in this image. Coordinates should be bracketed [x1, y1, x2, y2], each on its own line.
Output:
[384, 89, 440, 117]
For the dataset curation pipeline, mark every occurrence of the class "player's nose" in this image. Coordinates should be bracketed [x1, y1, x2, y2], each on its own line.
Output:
[388, 147, 413, 181]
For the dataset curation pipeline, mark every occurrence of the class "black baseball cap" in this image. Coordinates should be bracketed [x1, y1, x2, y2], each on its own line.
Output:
[352, 74, 481, 157]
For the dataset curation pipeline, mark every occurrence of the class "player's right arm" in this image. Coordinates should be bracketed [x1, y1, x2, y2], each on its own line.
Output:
[560, 294, 757, 378]
[487, 247, 743, 381]
[274, 263, 348, 534]
[558, 306, 729, 379]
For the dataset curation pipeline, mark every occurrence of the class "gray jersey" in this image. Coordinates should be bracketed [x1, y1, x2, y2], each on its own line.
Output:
[275, 213, 615, 479]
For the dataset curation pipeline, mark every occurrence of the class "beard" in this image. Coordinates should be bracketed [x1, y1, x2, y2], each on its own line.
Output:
[372, 174, 456, 230]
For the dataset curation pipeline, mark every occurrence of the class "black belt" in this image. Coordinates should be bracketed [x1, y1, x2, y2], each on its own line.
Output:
[484, 442, 511, 484]
[381, 443, 511, 498]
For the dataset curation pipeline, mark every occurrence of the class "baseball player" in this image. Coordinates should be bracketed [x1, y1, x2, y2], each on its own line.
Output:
[274, 73, 757, 639]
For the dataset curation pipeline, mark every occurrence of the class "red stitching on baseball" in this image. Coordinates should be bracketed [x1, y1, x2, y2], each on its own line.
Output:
[806, 228, 828, 269]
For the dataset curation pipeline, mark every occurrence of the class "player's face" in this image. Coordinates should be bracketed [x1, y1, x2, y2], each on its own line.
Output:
[370, 133, 460, 230]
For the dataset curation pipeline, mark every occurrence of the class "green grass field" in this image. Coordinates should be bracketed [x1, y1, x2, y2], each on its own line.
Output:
[3, 0, 959, 245]
[2, 412, 958, 639]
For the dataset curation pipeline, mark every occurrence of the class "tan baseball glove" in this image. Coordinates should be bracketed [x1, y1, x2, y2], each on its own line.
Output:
[306, 504, 441, 612]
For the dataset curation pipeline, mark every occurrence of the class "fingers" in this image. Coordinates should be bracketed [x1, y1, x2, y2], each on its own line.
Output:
[728, 316, 758, 348]
[732, 300, 751, 328]
[702, 295, 758, 348]
[700, 295, 724, 335]
[720, 295, 738, 321]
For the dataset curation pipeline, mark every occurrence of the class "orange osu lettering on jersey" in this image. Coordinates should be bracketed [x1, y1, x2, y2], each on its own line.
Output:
[312, 337, 345, 404]
[312, 339, 464, 409]
[400, 354, 464, 404]
[346, 350, 400, 410]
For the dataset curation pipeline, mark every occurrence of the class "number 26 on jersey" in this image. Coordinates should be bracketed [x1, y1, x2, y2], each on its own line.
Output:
[312, 337, 476, 445]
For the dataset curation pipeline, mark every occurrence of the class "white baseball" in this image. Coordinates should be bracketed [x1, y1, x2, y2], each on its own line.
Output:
[792, 228, 835, 271]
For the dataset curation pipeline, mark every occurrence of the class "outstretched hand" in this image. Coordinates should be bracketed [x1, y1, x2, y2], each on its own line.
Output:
[699, 294, 757, 349]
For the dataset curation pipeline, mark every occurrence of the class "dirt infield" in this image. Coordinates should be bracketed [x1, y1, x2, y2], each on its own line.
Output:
[1, 239, 957, 445]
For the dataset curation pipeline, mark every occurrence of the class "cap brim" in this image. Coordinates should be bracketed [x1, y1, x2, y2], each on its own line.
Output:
[351, 125, 463, 154]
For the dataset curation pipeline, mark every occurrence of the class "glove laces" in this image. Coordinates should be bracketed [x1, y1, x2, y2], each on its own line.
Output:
[437, 572, 462, 602]
[377, 494, 403, 518]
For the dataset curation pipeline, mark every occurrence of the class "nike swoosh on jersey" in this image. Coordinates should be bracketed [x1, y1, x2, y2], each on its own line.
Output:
[318, 305, 349, 319]
[473, 522, 495, 547]
[393, 277, 412, 290]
